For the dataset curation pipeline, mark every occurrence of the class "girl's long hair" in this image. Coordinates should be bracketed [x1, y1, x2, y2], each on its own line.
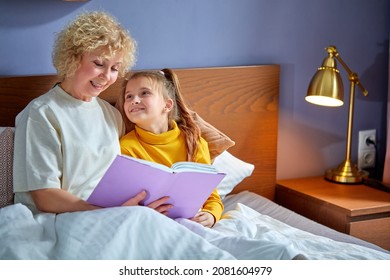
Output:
[116, 68, 200, 161]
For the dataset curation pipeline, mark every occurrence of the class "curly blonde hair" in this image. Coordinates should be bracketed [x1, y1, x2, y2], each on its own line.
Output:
[52, 11, 137, 78]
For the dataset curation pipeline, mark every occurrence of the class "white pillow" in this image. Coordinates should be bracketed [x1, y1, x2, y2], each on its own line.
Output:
[212, 151, 255, 198]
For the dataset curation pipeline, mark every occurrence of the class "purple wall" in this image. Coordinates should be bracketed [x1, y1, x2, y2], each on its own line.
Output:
[1, 0, 389, 180]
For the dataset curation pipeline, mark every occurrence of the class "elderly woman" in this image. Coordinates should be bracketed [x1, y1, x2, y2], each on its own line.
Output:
[13, 11, 170, 215]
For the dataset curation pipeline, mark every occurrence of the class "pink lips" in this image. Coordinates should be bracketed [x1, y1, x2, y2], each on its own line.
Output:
[130, 107, 144, 113]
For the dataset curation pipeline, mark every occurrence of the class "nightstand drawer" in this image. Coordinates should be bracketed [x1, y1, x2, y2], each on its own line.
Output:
[349, 217, 390, 250]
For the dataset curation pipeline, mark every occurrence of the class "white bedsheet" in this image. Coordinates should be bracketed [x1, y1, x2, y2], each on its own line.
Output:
[223, 191, 390, 253]
[179, 203, 390, 260]
[0, 204, 234, 260]
[1, 201, 390, 260]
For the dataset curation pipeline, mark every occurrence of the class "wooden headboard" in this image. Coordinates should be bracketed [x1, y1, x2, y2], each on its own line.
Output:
[0, 65, 280, 200]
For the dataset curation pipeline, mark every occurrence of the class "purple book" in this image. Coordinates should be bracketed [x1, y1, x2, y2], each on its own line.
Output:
[87, 155, 226, 219]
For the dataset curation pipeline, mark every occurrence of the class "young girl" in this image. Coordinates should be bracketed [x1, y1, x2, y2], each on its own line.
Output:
[118, 68, 224, 227]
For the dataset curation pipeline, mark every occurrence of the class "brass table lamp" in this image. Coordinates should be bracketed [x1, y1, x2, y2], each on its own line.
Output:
[306, 45, 369, 184]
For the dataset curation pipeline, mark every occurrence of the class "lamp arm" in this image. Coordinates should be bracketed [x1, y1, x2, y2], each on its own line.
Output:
[326, 46, 368, 96]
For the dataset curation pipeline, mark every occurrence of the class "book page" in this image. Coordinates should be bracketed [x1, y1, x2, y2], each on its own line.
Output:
[123, 154, 219, 174]
[171, 161, 218, 173]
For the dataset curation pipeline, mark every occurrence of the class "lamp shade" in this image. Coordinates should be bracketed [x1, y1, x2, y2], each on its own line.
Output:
[305, 56, 344, 107]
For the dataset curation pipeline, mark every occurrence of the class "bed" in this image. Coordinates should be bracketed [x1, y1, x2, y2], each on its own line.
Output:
[0, 65, 389, 260]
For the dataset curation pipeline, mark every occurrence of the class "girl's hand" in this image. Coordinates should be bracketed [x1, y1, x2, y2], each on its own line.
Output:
[191, 211, 215, 228]
[121, 190, 172, 215]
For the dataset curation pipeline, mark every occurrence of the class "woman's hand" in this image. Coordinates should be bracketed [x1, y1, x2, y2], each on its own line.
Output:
[121, 190, 173, 215]
[191, 211, 215, 228]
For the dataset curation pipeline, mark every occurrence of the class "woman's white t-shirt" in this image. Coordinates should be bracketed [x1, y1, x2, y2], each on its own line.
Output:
[13, 85, 124, 213]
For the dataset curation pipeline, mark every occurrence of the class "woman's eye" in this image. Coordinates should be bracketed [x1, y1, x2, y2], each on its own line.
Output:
[112, 67, 119, 72]
[94, 61, 103, 67]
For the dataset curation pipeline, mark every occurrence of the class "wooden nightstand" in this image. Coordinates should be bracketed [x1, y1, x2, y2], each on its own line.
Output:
[276, 176, 390, 250]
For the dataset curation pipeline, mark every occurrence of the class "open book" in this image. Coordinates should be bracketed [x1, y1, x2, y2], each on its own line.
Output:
[87, 155, 226, 219]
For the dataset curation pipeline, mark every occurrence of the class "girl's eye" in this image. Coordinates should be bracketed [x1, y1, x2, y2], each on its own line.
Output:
[142, 90, 150, 96]
[125, 94, 132, 99]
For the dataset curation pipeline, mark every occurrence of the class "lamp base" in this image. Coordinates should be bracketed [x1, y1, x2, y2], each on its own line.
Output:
[324, 159, 369, 184]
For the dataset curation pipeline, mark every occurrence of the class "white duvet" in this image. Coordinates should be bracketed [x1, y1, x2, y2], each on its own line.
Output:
[1, 202, 389, 260]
